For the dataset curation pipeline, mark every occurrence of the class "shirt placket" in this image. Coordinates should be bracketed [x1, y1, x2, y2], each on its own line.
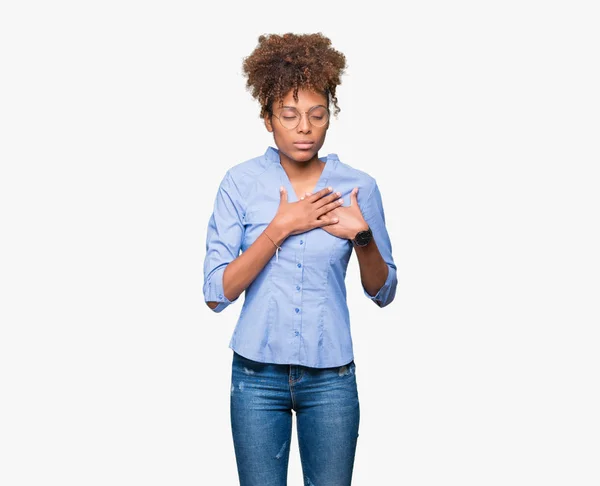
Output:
[273, 152, 332, 363]
[292, 237, 305, 350]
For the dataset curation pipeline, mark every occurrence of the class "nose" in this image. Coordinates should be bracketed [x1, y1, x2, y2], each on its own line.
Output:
[297, 113, 311, 133]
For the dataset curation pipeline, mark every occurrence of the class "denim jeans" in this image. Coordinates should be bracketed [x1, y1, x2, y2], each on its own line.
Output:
[230, 351, 360, 486]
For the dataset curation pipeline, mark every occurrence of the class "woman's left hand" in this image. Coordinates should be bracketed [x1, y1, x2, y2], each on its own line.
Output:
[301, 187, 368, 240]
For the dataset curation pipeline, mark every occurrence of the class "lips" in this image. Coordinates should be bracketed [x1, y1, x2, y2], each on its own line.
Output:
[294, 141, 314, 150]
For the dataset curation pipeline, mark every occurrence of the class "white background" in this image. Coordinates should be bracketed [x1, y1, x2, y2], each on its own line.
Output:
[1, 1, 599, 485]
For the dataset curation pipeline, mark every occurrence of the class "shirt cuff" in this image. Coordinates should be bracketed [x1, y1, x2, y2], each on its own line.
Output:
[363, 264, 397, 308]
[203, 265, 238, 313]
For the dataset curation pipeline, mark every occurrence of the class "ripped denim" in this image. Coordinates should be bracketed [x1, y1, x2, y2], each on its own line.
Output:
[230, 350, 360, 486]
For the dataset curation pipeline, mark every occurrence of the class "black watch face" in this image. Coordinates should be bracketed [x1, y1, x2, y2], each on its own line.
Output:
[355, 229, 372, 246]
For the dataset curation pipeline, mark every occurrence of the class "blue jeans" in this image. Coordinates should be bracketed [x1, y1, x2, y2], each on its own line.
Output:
[230, 351, 360, 486]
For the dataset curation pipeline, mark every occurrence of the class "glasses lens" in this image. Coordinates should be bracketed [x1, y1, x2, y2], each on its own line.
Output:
[309, 107, 329, 127]
[276, 107, 330, 129]
[279, 109, 300, 129]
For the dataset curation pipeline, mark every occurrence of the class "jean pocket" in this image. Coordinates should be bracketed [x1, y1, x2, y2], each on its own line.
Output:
[233, 351, 267, 374]
[338, 360, 356, 377]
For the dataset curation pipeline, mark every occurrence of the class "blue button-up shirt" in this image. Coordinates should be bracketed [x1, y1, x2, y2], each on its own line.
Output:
[203, 146, 397, 368]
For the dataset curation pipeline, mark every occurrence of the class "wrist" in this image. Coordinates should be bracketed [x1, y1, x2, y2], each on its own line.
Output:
[348, 222, 370, 240]
[351, 224, 373, 247]
[267, 220, 290, 246]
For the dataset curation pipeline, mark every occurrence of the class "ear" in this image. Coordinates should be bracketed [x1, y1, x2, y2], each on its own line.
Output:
[264, 114, 273, 133]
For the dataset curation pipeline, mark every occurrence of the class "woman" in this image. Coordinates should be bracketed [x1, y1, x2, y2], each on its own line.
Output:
[203, 32, 397, 486]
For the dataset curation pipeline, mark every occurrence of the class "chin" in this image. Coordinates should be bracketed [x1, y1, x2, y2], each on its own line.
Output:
[291, 147, 316, 159]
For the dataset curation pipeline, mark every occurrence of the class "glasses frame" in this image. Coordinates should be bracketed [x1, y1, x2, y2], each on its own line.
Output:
[270, 105, 330, 130]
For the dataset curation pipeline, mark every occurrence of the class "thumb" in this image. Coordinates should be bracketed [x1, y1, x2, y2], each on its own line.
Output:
[279, 186, 288, 203]
[350, 187, 359, 206]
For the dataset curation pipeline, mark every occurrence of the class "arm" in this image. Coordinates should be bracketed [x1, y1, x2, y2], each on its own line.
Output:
[204, 180, 342, 312]
[354, 181, 397, 307]
[205, 221, 288, 311]
[203, 171, 290, 313]
[354, 235, 389, 299]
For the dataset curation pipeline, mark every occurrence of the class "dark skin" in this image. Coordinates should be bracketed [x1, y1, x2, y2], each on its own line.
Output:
[264, 87, 369, 240]
[206, 88, 389, 309]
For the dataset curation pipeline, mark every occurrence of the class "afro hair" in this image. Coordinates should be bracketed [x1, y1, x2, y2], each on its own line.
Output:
[242, 32, 347, 119]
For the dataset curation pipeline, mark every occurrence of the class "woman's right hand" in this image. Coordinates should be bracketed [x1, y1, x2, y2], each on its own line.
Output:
[272, 186, 344, 237]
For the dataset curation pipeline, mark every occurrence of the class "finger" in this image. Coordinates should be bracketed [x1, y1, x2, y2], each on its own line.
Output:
[320, 198, 343, 215]
[315, 190, 342, 210]
[317, 216, 339, 227]
[308, 186, 334, 202]
[280, 186, 287, 202]
[350, 187, 358, 206]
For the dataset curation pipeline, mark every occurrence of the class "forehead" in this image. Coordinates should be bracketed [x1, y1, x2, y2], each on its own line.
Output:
[279, 87, 327, 107]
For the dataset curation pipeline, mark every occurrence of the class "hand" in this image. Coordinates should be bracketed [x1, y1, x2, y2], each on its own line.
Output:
[312, 187, 369, 240]
[272, 186, 343, 237]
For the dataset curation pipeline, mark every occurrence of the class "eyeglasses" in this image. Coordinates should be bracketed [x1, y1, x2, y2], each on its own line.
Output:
[271, 105, 330, 130]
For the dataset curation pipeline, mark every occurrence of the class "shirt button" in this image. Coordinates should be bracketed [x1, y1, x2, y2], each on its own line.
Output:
[297, 263, 302, 268]
[300, 240, 303, 245]
[218, 294, 223, 299]
[295, 331, 300, 336]
[295, 308, 300, 313]
[296, 285, 300, 291]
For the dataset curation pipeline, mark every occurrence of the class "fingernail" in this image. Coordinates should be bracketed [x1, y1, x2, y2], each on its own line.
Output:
[328, 186, 333, 191]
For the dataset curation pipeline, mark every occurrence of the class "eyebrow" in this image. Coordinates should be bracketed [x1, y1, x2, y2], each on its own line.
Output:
[281, 104, 327, 110]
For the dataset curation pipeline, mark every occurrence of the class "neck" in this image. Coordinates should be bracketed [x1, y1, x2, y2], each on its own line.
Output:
[278, 152, 324, 181]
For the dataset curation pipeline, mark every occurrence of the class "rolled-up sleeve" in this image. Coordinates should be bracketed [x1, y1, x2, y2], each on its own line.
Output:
[203, 171, 244, 313]
[361, 180, 398, 307]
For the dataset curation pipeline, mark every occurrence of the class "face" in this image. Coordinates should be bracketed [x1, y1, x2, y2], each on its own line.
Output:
[264, 87, 329, 164]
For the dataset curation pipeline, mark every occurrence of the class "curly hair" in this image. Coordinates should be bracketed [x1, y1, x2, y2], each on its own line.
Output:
[242, 32, 347, 119]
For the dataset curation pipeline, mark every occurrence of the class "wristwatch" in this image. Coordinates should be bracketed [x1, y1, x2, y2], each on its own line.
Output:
[352, 226, 373, 247]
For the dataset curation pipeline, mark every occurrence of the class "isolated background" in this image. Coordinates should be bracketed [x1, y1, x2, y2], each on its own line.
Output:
[1, 1, 599, 485]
